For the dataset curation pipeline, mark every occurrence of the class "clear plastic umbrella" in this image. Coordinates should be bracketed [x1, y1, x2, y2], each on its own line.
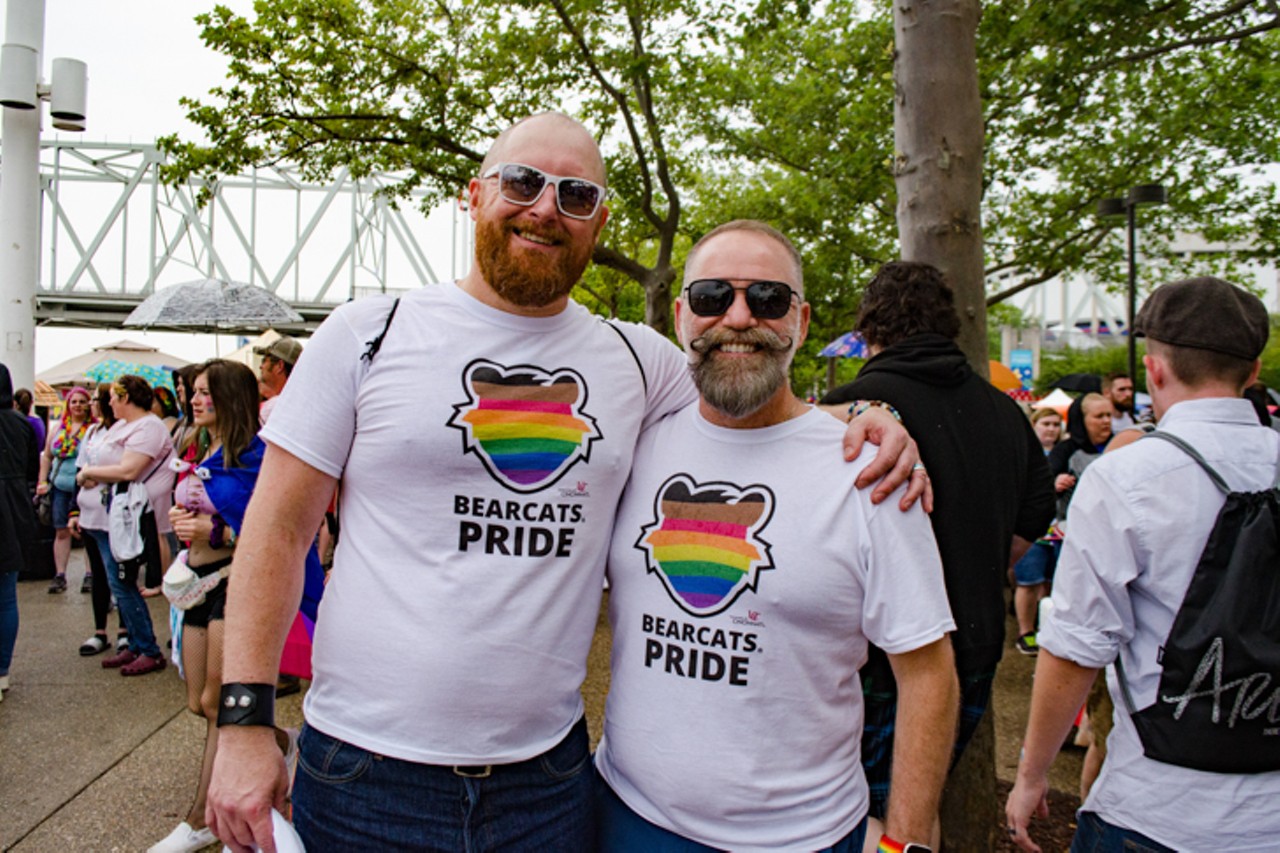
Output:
[124, 278, 303, 332]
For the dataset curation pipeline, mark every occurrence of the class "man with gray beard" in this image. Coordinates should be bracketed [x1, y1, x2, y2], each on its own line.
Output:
[594, 221, 957, 852]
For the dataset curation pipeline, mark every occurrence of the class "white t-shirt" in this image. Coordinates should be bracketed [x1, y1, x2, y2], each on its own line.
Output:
[75, 422, 112, 531]
[262, 283, 694, 764]
[594, 406, 954, 851]
[95, 415, 176, 534]
[1041, 398, 1280, 850]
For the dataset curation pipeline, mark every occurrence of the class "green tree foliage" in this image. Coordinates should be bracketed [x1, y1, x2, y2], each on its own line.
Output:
[1036, 343, 1143, 394]
[162, 0, 1279, 360]
[1255, 317, 1280, 391]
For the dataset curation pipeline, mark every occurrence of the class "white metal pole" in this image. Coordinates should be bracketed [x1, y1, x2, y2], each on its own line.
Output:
[0, 0, 45, 388]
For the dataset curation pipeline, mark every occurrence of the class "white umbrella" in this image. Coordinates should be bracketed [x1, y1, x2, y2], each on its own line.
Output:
[124, 278, 303, 332]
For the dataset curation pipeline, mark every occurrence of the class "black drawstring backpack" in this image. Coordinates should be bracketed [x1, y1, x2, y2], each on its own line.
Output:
[1114, 430, 1280, 774]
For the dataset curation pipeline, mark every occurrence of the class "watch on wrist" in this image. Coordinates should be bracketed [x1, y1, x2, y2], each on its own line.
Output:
[216, 682, 277, 728]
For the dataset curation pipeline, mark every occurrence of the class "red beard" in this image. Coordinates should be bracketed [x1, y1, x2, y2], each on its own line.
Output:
[473, 215, 595, 309]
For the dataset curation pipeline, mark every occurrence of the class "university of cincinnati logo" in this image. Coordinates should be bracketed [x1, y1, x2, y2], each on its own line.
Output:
[447, 359, 601, 493]
[636, 474, 775, 617]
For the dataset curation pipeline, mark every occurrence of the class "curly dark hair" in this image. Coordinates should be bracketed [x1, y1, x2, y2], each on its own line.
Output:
[855, 261, 961, 349]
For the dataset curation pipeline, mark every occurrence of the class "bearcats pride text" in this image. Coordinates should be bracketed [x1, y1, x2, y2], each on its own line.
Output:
[641, 613, 760, 686]
[454, 495, 584, 557]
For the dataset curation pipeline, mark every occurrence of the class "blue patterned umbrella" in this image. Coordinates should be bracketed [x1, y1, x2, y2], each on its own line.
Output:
[84, 359, 176, 393]
[818, 331, 869, 358]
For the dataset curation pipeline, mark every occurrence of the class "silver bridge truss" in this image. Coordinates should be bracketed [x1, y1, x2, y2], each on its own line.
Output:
[32, 140, 468, 331]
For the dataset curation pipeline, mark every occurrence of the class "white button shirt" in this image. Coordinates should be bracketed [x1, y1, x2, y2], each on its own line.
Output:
[1040, 397, 1280, 850]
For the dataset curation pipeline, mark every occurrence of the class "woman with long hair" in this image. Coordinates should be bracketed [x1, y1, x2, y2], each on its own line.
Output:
[69, 383, 129, 655]
[151, 359, 320, 853]
[36, 385, 94, 593]
[75, 374, 176, 676]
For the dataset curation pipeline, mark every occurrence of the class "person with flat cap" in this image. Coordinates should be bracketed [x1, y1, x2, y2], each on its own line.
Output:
[1006, 277, 1280, 852]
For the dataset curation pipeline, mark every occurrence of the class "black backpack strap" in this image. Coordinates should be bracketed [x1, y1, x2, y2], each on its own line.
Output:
[361, 297, 401, 364]
[602, 319, 648, 396]
[1113, 430, 1231, 714]
[1142, 430, 1231, 495]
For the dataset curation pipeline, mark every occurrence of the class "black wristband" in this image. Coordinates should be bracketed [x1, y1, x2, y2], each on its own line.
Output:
[216, 682, 277, 728]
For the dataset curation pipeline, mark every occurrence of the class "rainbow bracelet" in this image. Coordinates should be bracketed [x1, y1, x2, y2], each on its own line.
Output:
[848, 399, 903, 423]
[877, 836, 904, 853]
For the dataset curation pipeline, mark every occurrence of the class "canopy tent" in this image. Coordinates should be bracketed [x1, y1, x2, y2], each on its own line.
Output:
[37, 340, 190, 389]
[988, 360, 1024, 392]
[1034, 388, 1076, 418]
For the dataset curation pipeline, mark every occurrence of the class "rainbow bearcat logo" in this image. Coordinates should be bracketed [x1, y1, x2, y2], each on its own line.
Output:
[637, 474, 775, 617]
[449, 360, 601, 493]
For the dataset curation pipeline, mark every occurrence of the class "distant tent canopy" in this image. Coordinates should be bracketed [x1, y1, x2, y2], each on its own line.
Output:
[37, 340, 189, 391]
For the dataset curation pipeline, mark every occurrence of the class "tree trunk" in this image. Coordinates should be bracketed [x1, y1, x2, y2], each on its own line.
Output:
[642, 265, 676, 338]
[939, 706, 997, 851]
[894, 2, 998, 847]
[893, 0, 988, 377]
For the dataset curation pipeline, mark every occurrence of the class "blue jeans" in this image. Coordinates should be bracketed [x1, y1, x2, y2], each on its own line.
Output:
[1071, 811, 1175, 853]
[595, 771, 867, 852]
[86, 528, 160, 658]
[1013, 540, 1060, 586]
[0, 571, 17, 675]
[293, 718, 594, 852]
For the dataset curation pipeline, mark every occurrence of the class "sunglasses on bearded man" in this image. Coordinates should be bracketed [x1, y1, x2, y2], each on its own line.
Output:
[683, 279, 801, 320]
[480, 163, 606, 221]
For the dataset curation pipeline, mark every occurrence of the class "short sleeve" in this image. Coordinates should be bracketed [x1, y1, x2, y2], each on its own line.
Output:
[605, 320, 698, 432]
[260, 297, 394, 479]
[859, 463, 956, 654]
[1039, 465, 1140, 668]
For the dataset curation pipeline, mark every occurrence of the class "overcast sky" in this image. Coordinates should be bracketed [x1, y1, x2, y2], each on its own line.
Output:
[30, 0, 259, 372]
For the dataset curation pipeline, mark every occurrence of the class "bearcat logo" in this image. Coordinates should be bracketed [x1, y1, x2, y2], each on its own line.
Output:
[637, 474, 775, 617]
[448, 360, 601, 493]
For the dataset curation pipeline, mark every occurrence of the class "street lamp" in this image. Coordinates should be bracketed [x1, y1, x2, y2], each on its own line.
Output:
[1098, 183, 1167, 384]
[0, 0, 88, 388]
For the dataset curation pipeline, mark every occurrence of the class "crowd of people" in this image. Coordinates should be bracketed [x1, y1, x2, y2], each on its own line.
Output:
[2, 111, 1278, 853]
[1, 342, 323, 852]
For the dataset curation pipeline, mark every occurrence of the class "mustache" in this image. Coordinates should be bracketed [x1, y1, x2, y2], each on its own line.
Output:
[688, 326, 794, 356]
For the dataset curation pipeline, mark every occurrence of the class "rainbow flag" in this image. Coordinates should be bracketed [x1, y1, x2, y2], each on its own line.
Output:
[458, 366, 597, 488]
[643, 478, 772, 613]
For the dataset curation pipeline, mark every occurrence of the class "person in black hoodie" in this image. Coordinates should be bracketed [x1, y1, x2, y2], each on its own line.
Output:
[1047, 393, 1113, 529]
[1, 363, 41, 700]
[822, 261, 1055, 830]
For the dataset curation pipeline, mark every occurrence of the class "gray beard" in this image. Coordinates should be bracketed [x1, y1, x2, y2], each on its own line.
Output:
[688, 327, 794, 419]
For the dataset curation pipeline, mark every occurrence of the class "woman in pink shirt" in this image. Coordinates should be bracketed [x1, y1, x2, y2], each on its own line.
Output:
[75, 375, 175, 676]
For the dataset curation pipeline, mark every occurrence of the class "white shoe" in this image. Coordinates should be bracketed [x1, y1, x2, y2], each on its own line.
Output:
[0, 674, 9, 691]
[147, 821, 216, 853]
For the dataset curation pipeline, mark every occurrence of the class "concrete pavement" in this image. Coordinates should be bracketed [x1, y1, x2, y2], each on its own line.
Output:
[0, 547, 304, 853]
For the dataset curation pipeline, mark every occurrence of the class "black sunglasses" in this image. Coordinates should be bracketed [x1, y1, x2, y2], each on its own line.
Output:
[480, 162, 605, 220]
[684, 279, 800, 320]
